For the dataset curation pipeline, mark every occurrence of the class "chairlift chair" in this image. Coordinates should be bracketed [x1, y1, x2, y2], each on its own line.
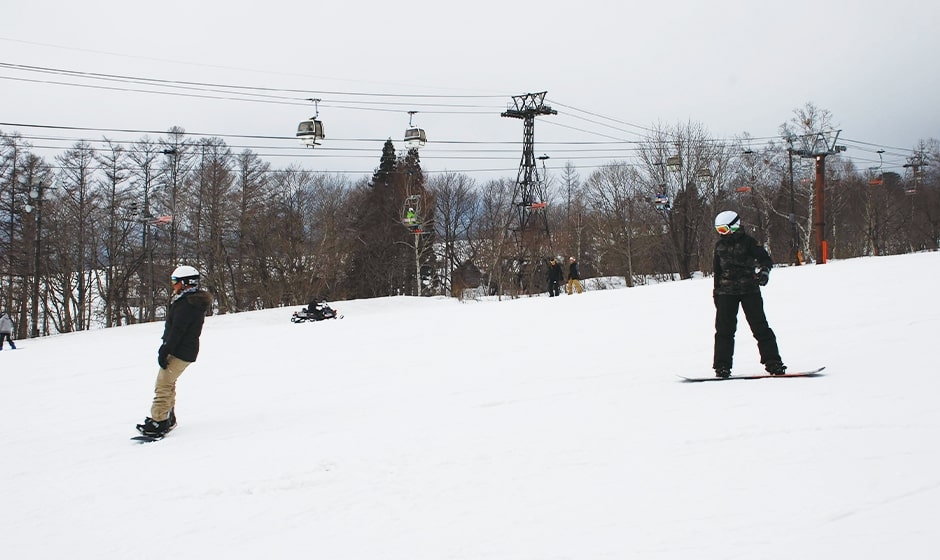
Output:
[402, 194, 429, 233]
[869, 151, 885, 186]
[665, 155, 682, 172]
[402, 194, 421, 224]
[654, 194, 671, 211]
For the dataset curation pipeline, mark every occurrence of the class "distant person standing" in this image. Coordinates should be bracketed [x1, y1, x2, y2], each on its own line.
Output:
[136, 265, 213, 437]
[547, 258, 564, 297]
[566, 256, 584, 295]
[712, 211, 786, 378]
[0, 311, 16, 350]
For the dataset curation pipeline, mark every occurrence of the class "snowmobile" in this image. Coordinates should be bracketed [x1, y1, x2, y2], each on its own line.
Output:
[291, 300, 341, 323]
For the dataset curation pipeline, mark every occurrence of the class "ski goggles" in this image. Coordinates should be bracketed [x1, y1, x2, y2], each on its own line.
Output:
[715, 224, 737, 235]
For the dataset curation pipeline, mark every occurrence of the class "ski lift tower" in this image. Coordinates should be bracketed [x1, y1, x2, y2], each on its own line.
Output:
[791, 130, 846, 264]
[501, 92, 556, 286]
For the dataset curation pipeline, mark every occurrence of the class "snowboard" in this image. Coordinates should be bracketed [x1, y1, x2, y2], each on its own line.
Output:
[130, 434, 165, 443]
[678, 366, 826, 383]
[131, 424, 175, 443]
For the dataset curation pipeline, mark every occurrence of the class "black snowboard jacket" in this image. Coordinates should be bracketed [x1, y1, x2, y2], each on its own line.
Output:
[568, 261, 581, 280]
[160, 288, 213, 363]
[713, 230, 773, 296]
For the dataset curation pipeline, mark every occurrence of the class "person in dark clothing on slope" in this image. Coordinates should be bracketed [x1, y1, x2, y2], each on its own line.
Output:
[712, 211, 786, 378]
[136, 265, 213, 437]
[547, 258, 564, 297]
[0, 311, 16, 349]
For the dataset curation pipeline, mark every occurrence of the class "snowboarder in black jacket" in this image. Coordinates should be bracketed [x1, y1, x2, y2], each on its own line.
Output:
[136, 265, 213, 437]
[712, 211, 786, 378]
[547, 258, 564, 297]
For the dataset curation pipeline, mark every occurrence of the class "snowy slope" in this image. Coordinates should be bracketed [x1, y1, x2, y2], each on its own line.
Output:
[1, 252, 938, 559]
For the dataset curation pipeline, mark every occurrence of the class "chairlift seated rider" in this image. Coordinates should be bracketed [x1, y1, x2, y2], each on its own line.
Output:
[654, 194, 671, 211]
[404, 207, 421, 232]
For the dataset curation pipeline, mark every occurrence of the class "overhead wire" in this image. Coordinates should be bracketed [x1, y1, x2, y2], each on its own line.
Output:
[0, 63, 900, 154]
[0, 60, 926, 178]
[0, 36, 513, 96]
[2, 36, 926, 157]
[0, 62, 506, 97]
[0, 62, 510, 111]
[2, 122, 915, 178]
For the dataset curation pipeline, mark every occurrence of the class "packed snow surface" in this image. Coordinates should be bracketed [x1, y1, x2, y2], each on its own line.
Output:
[2, 253, 938, 559]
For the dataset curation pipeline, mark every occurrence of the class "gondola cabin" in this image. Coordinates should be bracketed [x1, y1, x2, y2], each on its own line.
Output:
[297, 118, 325, 148]
[404, 127, 427, 148]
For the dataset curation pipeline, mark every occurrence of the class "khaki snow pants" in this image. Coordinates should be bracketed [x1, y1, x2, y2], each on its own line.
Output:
[150, 355, 192, 421]
[566, 279, 584, 294]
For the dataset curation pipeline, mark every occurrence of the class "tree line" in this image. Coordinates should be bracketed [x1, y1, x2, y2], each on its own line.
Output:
[2, 104, 937, 338]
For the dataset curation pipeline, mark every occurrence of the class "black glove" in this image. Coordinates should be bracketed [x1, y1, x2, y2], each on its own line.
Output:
[757, 269, 770, 286]
[158, 345, 169, 369]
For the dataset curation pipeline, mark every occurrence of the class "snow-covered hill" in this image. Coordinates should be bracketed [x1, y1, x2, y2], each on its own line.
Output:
[2, 252, 938, 559]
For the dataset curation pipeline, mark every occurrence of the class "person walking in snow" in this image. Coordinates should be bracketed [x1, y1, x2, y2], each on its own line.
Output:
[566, 256, 584, 295]
[0, 311, 16, 350]
[547, 257, 564, 297]
[712, 211, 786, 378]
[136, 265, 213, 437]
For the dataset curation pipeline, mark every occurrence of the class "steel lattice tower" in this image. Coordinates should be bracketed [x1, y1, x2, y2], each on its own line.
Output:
[501, 92, 556, 238]
[499, 91, 557, 294]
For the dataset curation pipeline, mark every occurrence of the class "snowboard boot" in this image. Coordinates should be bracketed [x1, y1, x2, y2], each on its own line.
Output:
[167, 409, 177, 432]
[136, 417, 171, 437]
[765, 361, 787, 376]
[715, 367, 731, 378]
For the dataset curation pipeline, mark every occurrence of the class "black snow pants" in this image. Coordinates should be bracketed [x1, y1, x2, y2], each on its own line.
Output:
[713, 292, 781, 370]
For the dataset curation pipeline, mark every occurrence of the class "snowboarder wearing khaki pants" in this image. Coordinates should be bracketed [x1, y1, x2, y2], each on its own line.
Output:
[566, 256, 584, 294]
[136, 265, 212, 437]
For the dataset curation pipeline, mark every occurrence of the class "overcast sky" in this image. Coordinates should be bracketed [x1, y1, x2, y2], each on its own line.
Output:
[2, 0, 937, 181]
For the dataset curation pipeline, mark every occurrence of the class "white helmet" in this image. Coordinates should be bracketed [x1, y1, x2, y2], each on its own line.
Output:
[171, 265, 200, 286]
[714, 210, 741, 234]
